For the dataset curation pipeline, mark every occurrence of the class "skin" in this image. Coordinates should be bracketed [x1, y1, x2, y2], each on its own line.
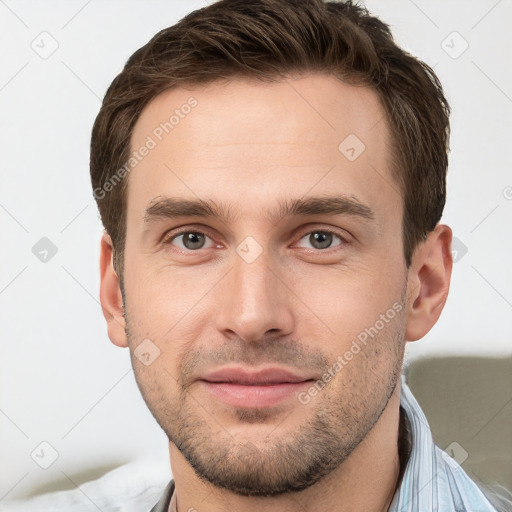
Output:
[99, 73, 452, 512]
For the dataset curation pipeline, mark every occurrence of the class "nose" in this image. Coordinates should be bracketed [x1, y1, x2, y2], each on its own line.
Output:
[215, 246, 295, 343]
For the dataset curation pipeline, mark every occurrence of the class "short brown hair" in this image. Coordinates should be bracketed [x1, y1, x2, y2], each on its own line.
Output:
[90, 0, 450, 283]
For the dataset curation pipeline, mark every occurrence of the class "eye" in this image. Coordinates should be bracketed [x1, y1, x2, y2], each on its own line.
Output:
[163, 230, 216, 251]
[162, 227, 347, 254]
[295, 229, 346, 251]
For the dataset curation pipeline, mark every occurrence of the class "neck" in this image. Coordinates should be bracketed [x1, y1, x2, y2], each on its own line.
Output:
[169, 383, 402, 512]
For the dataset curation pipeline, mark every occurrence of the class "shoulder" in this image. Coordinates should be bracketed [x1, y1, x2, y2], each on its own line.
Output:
[2, 457, 171, 512]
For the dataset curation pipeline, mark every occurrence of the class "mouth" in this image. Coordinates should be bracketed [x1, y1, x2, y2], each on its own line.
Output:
[198, 366, 315, 408]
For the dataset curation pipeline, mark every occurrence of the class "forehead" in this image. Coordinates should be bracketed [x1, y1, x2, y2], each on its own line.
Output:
[127, 73, 399, 228]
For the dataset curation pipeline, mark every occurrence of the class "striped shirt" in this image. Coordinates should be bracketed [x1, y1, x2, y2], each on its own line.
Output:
[388, 375, 497, 511]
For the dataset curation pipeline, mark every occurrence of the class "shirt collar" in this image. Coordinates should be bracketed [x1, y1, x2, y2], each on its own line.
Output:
[389, 374, 496, 511]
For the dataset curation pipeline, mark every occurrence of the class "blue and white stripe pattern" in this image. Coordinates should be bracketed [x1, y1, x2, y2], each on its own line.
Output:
[390, 375, 498, 511]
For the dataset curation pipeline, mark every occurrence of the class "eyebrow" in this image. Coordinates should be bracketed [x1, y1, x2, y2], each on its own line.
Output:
[143, 194, 375, 226]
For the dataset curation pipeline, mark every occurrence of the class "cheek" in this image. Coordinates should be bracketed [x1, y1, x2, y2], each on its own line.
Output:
[129, 351, 184, 432]
[125, 252, 217, 330]
[290, 262, 405, 348]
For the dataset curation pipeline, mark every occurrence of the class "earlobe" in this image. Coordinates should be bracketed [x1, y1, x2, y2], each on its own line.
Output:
[405, 224, 453, 342]
[99, 232, 128, 348]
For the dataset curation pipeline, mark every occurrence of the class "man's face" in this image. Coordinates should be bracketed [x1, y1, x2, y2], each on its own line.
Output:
[122, 74, 408, 496]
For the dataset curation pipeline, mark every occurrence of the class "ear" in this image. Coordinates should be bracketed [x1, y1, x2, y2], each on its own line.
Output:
[99, 232, 128, 348]
[405, 224, 453, 342]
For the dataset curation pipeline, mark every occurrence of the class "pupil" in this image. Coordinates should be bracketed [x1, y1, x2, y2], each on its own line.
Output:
[184, 233, 204, 249]
[311, 232, 332, 249]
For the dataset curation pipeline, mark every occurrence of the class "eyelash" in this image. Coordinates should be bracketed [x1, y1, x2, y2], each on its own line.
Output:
[161, 227, 348, 254]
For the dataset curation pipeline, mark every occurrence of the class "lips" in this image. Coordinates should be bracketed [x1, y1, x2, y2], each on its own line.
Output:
[198, 366, 315, 408]
[200, 366, 313, 385]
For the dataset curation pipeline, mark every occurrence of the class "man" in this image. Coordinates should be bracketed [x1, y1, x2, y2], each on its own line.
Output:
[90, 0, 500, 510]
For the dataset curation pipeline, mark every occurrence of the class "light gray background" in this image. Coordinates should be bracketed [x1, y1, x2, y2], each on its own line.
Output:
[1, 0, 511, 502]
